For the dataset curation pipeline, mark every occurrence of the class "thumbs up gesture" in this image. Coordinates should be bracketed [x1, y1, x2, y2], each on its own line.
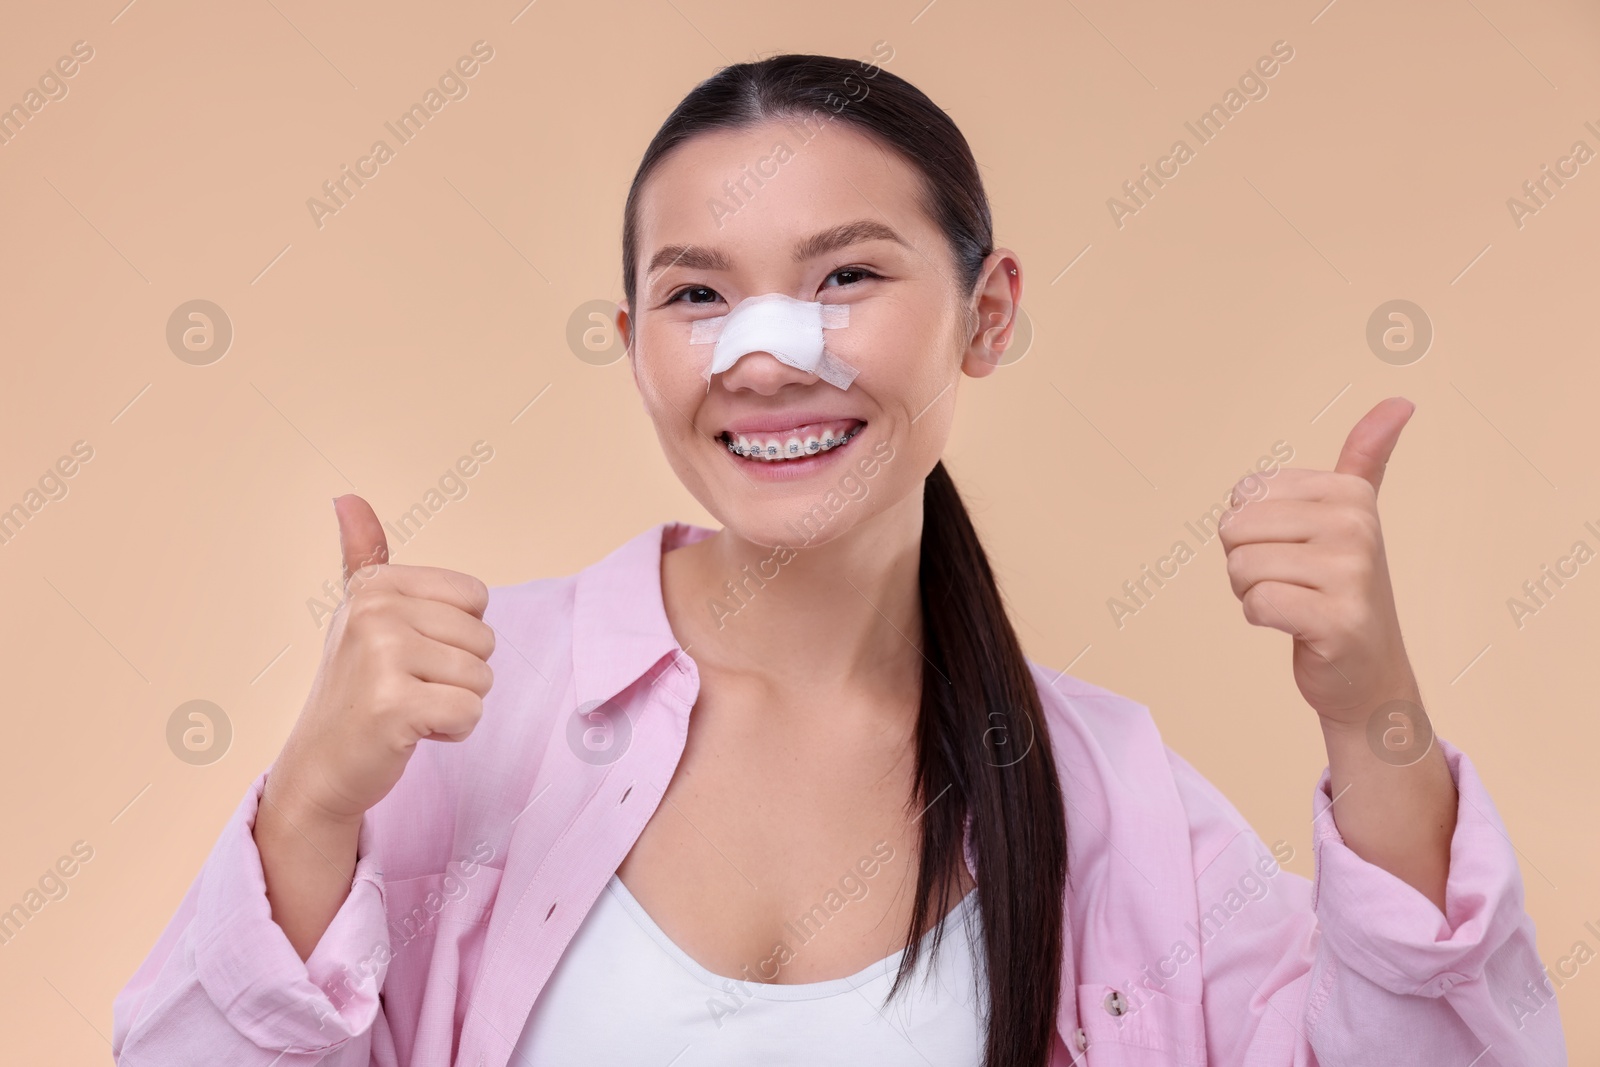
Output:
[1218, 398, 1419, 726]
[267, 494, 497, 825]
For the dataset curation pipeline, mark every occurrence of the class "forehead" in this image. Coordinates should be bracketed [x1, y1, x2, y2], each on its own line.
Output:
[633, 119, 937, 275]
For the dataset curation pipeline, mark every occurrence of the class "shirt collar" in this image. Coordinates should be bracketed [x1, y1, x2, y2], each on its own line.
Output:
[574, 521, 982, 876]
[571, 520, 716, 709]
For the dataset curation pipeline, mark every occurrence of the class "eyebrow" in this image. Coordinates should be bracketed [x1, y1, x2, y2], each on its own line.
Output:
[644, 219, 910, 280]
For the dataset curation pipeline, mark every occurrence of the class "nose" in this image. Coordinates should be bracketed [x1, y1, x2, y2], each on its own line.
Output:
[714, 348, 823, 396]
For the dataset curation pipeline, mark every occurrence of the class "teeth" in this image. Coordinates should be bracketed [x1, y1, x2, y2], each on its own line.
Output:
[727, 426, 859, 461]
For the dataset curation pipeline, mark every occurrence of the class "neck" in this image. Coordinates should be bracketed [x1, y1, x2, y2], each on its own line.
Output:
[662, 488, 926, 697]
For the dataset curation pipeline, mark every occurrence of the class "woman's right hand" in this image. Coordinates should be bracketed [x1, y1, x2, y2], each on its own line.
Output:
[255, 494, 496, 959]
[267, 493, 497, 826]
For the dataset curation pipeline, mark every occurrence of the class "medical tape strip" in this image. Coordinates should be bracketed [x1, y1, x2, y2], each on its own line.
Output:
[688, 292, 858, 390]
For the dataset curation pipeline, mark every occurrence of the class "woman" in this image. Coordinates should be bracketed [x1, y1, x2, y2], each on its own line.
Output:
[112, 54, 1565, 1066]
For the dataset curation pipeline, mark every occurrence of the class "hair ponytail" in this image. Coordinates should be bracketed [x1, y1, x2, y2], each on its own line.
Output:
[894, 460, 1066, 1065]
[621, 54, 1069, 1066]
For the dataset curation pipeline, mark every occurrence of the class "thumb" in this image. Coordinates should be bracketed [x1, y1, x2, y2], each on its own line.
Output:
[1333, 396, 1415, 495]
[333, 494, 388, 587]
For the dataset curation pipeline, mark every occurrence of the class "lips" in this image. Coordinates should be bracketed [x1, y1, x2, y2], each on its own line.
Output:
[719, 414, 866, 438]
[716, 416, 867, 463]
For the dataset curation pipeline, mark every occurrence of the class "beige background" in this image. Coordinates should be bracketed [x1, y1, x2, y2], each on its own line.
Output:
[1, 0, 1595, 1060]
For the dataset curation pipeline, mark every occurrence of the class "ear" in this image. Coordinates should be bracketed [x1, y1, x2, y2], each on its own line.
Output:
[614, 299, 648, 401]
[615, 299, 633, 355]
[960, 250, 1022, 380]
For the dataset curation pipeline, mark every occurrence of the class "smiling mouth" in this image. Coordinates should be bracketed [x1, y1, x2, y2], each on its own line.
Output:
[717, 419, 866, 462]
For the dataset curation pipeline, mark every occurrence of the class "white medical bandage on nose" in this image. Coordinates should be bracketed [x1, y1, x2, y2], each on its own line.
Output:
[689, 292, 858, 390]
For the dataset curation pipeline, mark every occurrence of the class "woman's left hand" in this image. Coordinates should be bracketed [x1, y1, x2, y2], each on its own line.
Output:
[1218, 397, 1456, 913]
[1218, 397, 1420, 726]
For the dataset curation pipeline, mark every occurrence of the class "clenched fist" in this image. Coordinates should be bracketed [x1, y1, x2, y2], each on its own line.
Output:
[267, 494, 496, 824]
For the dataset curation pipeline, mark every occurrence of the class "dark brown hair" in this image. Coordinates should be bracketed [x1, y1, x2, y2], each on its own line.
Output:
[619, 53, 1068, 1067]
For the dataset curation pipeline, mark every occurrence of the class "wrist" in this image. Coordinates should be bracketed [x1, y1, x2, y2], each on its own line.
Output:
[262, 759, 365, 834]
[1315, 664, 1423, 730]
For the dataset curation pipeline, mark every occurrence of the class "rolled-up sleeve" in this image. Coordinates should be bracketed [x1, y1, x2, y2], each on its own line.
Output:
[113, 767, 395, 1065]
[1169, 738, 1567, 1066]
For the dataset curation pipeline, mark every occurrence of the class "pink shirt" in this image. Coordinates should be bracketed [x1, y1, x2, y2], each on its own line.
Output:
[112, 521, 1567, 1065]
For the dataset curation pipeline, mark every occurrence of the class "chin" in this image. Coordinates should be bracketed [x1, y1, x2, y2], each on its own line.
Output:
[698, 432, 904, 552]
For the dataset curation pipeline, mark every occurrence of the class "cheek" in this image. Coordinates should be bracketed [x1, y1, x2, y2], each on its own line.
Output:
[877, 315, 964, 424]
[633, 325, 703, 414]
[842, 299, 960, 394]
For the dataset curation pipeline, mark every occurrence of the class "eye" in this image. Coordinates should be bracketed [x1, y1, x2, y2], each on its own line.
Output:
[665, 267, 879, 306]
[666, 285, 720, 306]
[822, 266, 880, 289]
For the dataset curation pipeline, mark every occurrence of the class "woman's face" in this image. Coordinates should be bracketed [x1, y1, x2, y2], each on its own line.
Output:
[618, 118, 1018, 549]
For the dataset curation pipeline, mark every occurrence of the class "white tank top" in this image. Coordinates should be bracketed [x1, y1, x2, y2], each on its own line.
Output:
[514, 874, 987, 1065]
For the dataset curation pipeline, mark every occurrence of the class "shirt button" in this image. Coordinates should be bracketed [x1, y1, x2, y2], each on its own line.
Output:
[1104, 989, 1129, 1016]
[1073, 1027, 1088, 1052]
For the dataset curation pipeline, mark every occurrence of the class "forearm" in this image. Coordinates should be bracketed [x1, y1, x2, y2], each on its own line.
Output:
[255, 768, 363, 960]
[1318, 681, 1457, 913]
